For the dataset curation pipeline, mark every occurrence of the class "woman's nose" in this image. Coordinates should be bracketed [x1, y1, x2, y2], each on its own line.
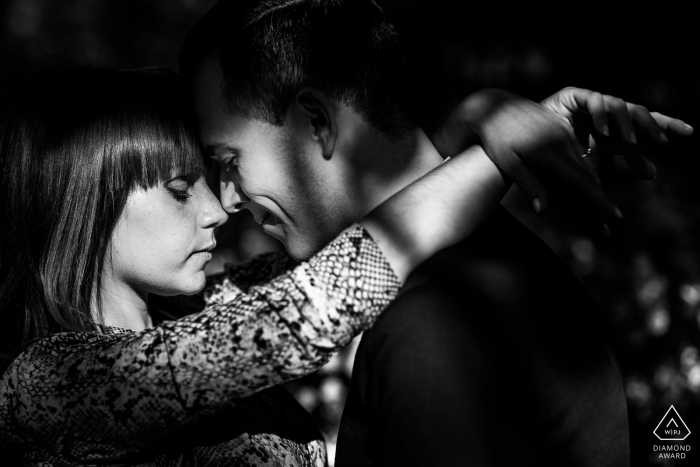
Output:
[199, 176, 229, 229]
[205, 200, 228, 229]
[199, 189, 228, 229]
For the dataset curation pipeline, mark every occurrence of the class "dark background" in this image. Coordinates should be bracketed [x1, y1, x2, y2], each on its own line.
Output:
[1, 1, 697, 465]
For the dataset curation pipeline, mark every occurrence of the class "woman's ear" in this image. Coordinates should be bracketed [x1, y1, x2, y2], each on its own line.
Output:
[294, 87, 337, 160]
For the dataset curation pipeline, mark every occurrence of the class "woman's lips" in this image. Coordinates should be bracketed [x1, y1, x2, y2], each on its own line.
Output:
[260, 212, 271, 224]
[191, 243, 216, 260]
[193, 251, 213, 261]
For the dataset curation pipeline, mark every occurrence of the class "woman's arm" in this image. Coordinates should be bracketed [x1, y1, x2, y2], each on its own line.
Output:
[0, 223, 399, 459]
[0, 146, 507, 462]
[361, 146, 506, 282]
[433, 87, 693, 219]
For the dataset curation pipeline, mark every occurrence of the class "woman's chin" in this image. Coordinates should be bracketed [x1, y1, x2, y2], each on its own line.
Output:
[182, 272, 207, 295]
[164, 271, 207, 296]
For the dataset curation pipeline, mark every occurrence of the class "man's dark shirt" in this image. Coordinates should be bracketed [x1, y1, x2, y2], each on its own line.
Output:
[336, 207, 629, 466]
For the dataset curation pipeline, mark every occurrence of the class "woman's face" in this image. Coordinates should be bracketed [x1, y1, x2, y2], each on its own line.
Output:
[107, 170, 228, 298]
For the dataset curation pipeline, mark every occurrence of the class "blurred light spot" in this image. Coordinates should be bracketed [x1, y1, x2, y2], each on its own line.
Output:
[647, 308, 670, 336]
[680, 283, 700, 306]
[638, 278, 667, 306]
[654, 365, 675, 390]
[680, 346, 700, 392]
[625, 377, 652, 406]
[687, 365, 700, 392]
[571, 237, 595, 275]
[571, 238, 594, 263]
[320, 376, 345, 405]
[294, 386, 319, 412]
[681, 346, 699, 370]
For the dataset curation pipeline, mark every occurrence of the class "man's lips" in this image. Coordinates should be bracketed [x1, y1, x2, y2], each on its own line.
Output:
[260, 212, 271, 224]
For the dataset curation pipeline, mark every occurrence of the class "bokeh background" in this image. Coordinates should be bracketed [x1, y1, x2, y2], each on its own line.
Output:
[1, 1, 697, 465]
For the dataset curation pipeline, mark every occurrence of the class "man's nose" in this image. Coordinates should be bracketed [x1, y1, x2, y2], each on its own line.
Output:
[220, 175, 250, 213]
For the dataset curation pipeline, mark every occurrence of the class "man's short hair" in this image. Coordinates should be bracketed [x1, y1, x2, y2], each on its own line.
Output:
[180, 0, 417, 140]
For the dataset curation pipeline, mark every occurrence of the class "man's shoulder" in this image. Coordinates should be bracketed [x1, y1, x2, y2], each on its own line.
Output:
[406, 207, 559, 283]
[378, 206, 608, 362]
[399, 206, 597, 313]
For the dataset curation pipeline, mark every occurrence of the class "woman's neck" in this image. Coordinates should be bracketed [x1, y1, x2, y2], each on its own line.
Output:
[93, 276, 153, 331]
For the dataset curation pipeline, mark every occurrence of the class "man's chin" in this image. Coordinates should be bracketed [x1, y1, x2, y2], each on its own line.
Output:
[261, 224, 329, 262]
[284, 243, 314, 263]
[277, 235, 317, 262]
[262, 223, 285, 243]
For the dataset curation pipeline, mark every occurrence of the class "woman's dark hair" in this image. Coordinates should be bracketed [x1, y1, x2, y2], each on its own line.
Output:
[0, 67, 203, 371]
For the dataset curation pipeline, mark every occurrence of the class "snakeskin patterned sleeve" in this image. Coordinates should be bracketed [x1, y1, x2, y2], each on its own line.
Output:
[0, 224, 400, 460]
[148, 252, 298, 319]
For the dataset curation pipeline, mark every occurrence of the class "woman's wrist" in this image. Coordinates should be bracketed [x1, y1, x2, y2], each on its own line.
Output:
[432, 88, 511, 159]
[361, 146, 508, 283]
[458, 88, 516, 137]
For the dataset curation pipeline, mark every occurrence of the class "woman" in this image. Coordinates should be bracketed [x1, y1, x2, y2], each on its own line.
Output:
[0, 67, 685, 465]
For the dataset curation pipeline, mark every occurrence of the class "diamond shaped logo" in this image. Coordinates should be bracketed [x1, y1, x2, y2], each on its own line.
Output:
[654, 405, 691, 441]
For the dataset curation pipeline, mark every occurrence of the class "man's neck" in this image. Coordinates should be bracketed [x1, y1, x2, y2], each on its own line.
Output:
[345, 126, 444, 217]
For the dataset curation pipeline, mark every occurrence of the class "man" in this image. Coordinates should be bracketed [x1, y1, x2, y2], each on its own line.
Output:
[179, 1, 677, 464]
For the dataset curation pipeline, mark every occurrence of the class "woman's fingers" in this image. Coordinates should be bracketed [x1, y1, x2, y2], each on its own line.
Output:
[650, 112, 695, 136]
[604, 95, 637, 145]
[496, 149, 549, 214]
[628, 103, 667, 144]
[571, 89, 609, 136]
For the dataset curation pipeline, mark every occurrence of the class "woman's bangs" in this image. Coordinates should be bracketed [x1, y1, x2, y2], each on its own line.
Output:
[108, 114, 205, 192]
[142, 122, 205, 186]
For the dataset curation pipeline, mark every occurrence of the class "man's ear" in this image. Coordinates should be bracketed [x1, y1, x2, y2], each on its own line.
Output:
[293, 87, 337, 160]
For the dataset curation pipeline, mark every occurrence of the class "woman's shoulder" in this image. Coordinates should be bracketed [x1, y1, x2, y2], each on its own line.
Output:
[1, 329, 126, 384]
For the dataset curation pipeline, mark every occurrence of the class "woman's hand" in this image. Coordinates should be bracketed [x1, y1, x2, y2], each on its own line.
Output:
[541, 86, 693, 145]
[432, 88, 693, 221]
[541, 87, 693, 182]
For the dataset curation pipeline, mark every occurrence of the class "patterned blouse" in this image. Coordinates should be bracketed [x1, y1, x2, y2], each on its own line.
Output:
[0, 224, 401, 466]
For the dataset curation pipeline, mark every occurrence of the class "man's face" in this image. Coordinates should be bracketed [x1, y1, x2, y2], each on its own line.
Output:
[192, 59, 350, 260]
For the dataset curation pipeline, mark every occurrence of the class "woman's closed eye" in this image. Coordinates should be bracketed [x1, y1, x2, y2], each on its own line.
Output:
[164, 176, 192, 204]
